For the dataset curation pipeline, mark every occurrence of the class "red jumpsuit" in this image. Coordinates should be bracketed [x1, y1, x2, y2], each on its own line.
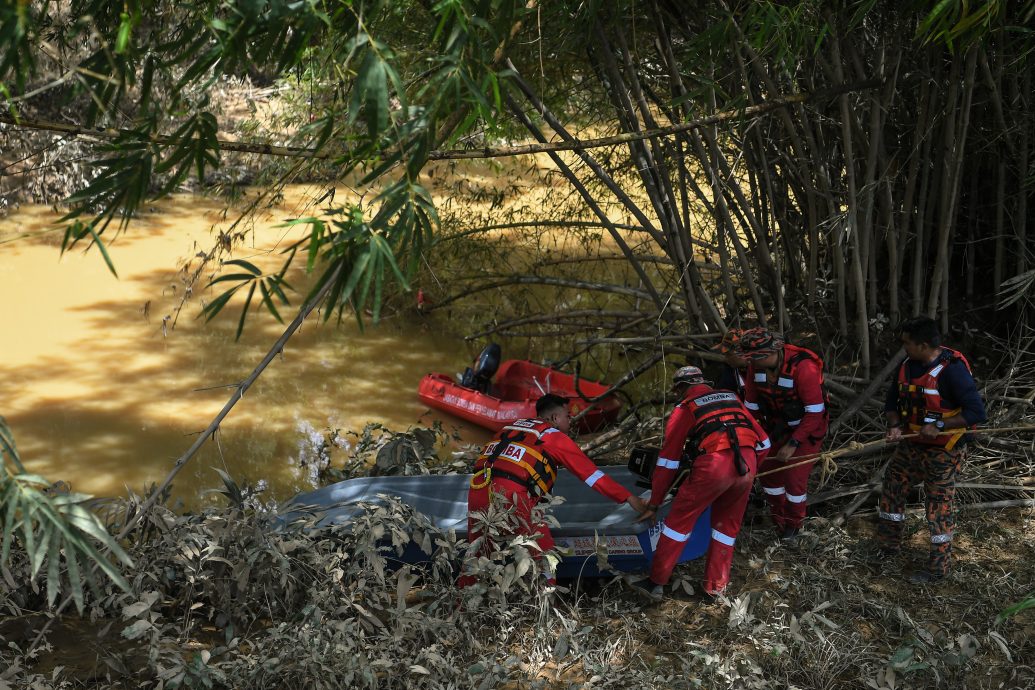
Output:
[743, 345, 829, 531]
[461, 418, 631, 586]
[648, 385, 770, 594]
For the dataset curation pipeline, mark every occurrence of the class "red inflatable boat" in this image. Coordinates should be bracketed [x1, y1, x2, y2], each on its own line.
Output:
[417, 359, 622, 433]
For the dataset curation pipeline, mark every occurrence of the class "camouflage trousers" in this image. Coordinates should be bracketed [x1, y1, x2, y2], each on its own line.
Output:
[877, 443, 963, 576]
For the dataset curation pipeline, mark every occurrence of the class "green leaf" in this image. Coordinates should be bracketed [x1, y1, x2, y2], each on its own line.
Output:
[235, 282, 258, 341]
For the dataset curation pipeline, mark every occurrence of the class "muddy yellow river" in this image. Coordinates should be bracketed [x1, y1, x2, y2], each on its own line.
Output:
[0, 194, 492, 508]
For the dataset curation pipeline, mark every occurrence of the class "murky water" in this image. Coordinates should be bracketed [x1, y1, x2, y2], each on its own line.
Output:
[0, 194, 492, 508]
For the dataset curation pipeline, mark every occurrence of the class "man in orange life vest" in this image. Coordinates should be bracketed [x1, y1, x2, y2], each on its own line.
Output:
[634, 366, 771, 599]
[462, 394, 648, 585]
[736, 328, 829, 541]
[878, 316, 987, 584]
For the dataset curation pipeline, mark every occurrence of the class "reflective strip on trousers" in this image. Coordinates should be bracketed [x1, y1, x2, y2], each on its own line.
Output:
[745, 401, 760, 411]
[804, 403, 825, 413]
[711, 529, 736, 546]
[662, 524, 690, 542]
[931, 533, 953, 544]
[786, 493, 807, 504]
[763, 486, 786, 496]
[879, 511, 905, 522]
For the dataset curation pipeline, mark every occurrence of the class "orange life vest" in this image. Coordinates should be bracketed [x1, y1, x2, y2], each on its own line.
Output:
[750, 344, 829, 438]
[896, 347, 973, 450]
[471, 418, 559, 495]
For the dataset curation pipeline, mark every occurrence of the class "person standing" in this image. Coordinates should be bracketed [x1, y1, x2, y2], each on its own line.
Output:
[877, 316, 987, 584]
[461, 393, 648, 586]
[736, 328, 829, 541]
[634, 366, 770, 599]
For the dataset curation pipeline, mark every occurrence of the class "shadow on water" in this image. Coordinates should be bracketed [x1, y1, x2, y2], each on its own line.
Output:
[1, 201, 490, 509]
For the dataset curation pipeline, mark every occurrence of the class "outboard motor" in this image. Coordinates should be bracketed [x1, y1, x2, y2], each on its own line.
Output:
[459, 343, 501, 393]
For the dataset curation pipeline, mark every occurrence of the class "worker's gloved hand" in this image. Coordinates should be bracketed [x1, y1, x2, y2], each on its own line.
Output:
[886, 425, 903, 442]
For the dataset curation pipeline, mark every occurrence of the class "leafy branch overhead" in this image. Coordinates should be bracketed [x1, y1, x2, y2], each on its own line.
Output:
[1, 0, 528, 331]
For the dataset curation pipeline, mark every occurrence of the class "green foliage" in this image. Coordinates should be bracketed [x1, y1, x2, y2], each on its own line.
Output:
[0, 416, 133, 613]
[915, 0, 1035, 49]
[999, 592, 1035, 620]
[2, 0, 529, 328]
[200, 257, 293, 340]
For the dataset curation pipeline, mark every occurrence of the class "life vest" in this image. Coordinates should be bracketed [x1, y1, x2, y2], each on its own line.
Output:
[680, 388, 759, 476]
[749, 344, 829, 440]
[896, 348, 973, 450]
[470, 418, 559, 496]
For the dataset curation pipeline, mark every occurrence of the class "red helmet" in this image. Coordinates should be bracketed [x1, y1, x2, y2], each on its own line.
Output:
[735, 327, 784, 360]
[712, 328, 745, 354]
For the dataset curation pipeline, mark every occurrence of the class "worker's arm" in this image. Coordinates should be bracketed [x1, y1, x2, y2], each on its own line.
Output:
[545, 432, 633, 505]
[788, 359, 827, 448]
[918, 361, 988, 439]
[647, 404, 695, 507]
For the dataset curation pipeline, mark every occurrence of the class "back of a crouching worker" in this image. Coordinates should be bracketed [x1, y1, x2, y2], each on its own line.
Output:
[635, 367, 771, 598]
[461, 393, 647, 586]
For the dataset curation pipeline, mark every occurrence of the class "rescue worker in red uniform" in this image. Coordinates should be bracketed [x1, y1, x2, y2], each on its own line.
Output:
[634, 366, 771, 599]
[878, 317, 987, 584]
[461, 393, 648, 586]
[737, 328, 829, 541]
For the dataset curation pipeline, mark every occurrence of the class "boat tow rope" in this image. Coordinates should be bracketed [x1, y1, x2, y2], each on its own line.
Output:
[753, 423, 1035, 490]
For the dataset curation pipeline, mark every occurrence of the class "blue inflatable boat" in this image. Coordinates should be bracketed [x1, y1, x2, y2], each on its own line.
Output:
[280, 468, 710, 579]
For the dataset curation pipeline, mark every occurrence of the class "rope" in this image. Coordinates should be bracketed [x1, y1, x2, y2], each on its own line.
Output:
[753, 423, 1035, 481]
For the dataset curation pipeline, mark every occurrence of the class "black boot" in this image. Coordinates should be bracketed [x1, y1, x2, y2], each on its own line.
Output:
[908, 570, 945, 585]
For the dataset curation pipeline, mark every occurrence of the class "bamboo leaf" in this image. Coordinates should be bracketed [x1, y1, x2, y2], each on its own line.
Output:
[65, 549, 85, 614]
[46, 528, 61, 606]
[235, 282, 258, 341]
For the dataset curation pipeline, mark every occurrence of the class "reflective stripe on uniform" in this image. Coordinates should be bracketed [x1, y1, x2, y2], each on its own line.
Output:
[929, 364, 945, 377]
[541, 428, 560, 436]
[656, 457, 680, 470]
[922, 388, 940, 396]
[879, 511, 905, 522]
[754, 372, 767, 383]
[777, 377, 794, 388]
[787, 419, 802, 426]
[756, 437, 772, 450]
[584, 470, 604, 487]
[662, 524, 690, 542]
[745, 401, 760, 410]
[786, 492, 807, 504]
[931, 533, 953, 544]
[763, 486, 786, 496]
[804, 403, 826, 413]
[711, 529, 736, 546]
